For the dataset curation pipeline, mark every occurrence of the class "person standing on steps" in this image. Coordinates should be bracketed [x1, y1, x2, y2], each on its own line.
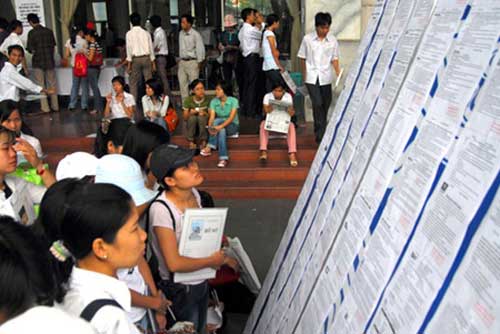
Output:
[178, 14, 205, 102]
[297, 12, 341, 144]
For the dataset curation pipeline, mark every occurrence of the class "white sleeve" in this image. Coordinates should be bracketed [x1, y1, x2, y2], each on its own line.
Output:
[283, 93, 293, 105]
[196, 31, 206, 63]
[150, 201, 175, 231]
[6, 69, 43, 94]
[27, 182, 46, 205]
[263, 93, 271, 106]
[332, 37, 340, 60]
[297, 36, 307, 59]
[92, 307, 141, 334]
[148, 33, 155, 61]
[125, 32, 133, 62]
[125, 93, 136, 107]
[159, 95, 169, 117]
[141, 96, 149, 116]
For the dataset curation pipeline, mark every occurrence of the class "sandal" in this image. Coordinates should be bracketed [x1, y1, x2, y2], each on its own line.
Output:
[217, 160, 228, 168]
[289, 153, 298, 167]
[200, 147, 212, 157]
[259, 150, 268, 161]
[188, 142, 197, 149]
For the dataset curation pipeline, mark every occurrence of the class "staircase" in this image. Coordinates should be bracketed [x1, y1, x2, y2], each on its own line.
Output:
[41, 130, 317, 199]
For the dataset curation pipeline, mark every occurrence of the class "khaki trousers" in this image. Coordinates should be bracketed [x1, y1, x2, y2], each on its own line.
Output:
[32, 68, 59, 112]
[178, 60, 199, 101]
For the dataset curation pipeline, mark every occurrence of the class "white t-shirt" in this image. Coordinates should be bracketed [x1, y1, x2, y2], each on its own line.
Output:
[0, 175, 45, 225]
[0, 306, 96, 334]
[65, 35, 88, 67]
[58, 266, 141, 334]
[262, 30, 279, 71]
[141, 95, 169, 118]
[263, 92, 293, 106]
[116, 266, 147, 323]
[149, 189, 202, 284]
[110, 92, 136, 119]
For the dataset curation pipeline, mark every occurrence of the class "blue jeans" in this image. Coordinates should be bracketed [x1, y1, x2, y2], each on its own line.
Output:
[87, 67, 102, 112]
[147, 116, 168, 131]
[69, 72, 89, 109]
[208, 118, 239, 160]
[176, 281, 209, 334]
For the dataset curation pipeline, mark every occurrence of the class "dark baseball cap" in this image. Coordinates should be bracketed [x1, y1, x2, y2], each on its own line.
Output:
[150, 144, 195, 182]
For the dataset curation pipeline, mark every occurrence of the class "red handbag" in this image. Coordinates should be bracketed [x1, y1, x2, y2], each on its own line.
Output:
[73, 53, 88, 77]
[164, 105, 179, 133]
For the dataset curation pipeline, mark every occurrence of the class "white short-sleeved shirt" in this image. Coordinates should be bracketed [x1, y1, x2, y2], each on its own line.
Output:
[57, 267, 141, 334]
[116, 266, 147, 323]
[110, 92, 136, 119]
[238, 22, 262, 57]
[149, 189, 202, 284]
[141, 95, 169, 118]
[0, 175, 45, 225]
[0, 32, 25, 55]
[262, 30, 279, 71]
[65, 36, 88, 67]
[263, 92, 293, 106]
[297, 31, 339, 85]
[0, 306, 96, 334]
[17, 132, 43, 165]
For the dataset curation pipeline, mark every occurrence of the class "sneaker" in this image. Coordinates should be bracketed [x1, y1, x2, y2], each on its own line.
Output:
[217, 160, 228, 168]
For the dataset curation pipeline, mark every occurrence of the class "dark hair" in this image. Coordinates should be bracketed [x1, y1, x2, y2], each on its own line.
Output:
[94, 118, 133, 158]
[241, 8, 255, 22]
[315, 12, 332, 27]
[130, 12, 141, 26]
[122, 120, 170, 170]
[41, 182, 134, 301]
[84, 28, 98, 39]
[180, 14, 194, 26]
[272, 82, 285, 91]
[0, 100, 33, 136]
[189, 79, 204, 94]
[145, 78, 164, 100]
[8, 20, 22, 33]
[215, 80, 233, 97]
[0, 216, 59, 321]
[150, 15, 162, 28]
[7, 44, 24, 56]
[27, 13, 40, 24]
[112, 75, 126, 90]
[0, 125, 16, 144]
[265, 13, 280, 29]
[0, 17, 8, 30]
[70, 25, 84, 47]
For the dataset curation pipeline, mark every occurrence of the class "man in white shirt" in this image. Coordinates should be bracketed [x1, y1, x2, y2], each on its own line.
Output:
[0, 20, 29, 76]
[126, 12, 156, 104]
[238, 8, 263, 118]
[178, 14, 205, 101]
[150, 15, 170, 96]
[298, 12, 341, 144]
[0, 45, 53, 103]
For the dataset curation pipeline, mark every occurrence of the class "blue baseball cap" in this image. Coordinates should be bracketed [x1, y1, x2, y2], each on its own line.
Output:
[95, 154, 156, 206]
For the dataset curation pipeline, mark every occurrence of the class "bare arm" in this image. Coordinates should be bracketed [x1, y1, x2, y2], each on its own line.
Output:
[267, 35, 283, 71]
[332, 58, 340, 77]
[300, 58, 307, 83]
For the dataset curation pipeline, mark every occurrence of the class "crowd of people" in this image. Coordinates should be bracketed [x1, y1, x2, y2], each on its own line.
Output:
[0, 8, 341, 334]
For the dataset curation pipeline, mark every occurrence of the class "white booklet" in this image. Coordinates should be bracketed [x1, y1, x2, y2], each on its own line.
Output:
[225, 237, 262, 294]
[264, 99, 293, 134]
[174, 208, 228, 283]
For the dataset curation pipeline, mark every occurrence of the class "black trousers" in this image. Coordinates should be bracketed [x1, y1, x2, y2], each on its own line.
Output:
[241, 53, 261, 117]
[306, 80, 333, 143]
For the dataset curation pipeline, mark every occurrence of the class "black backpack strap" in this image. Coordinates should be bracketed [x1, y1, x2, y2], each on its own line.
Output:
[146, 198, 177, 233]
[80, 299, 123, 322]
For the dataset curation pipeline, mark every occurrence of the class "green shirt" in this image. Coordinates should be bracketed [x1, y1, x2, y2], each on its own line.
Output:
[183, 95, 211, 114]
[209, 96, 239, 126]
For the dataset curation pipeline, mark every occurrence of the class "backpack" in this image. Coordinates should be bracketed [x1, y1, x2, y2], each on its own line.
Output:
[73, 53, 88, 77]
